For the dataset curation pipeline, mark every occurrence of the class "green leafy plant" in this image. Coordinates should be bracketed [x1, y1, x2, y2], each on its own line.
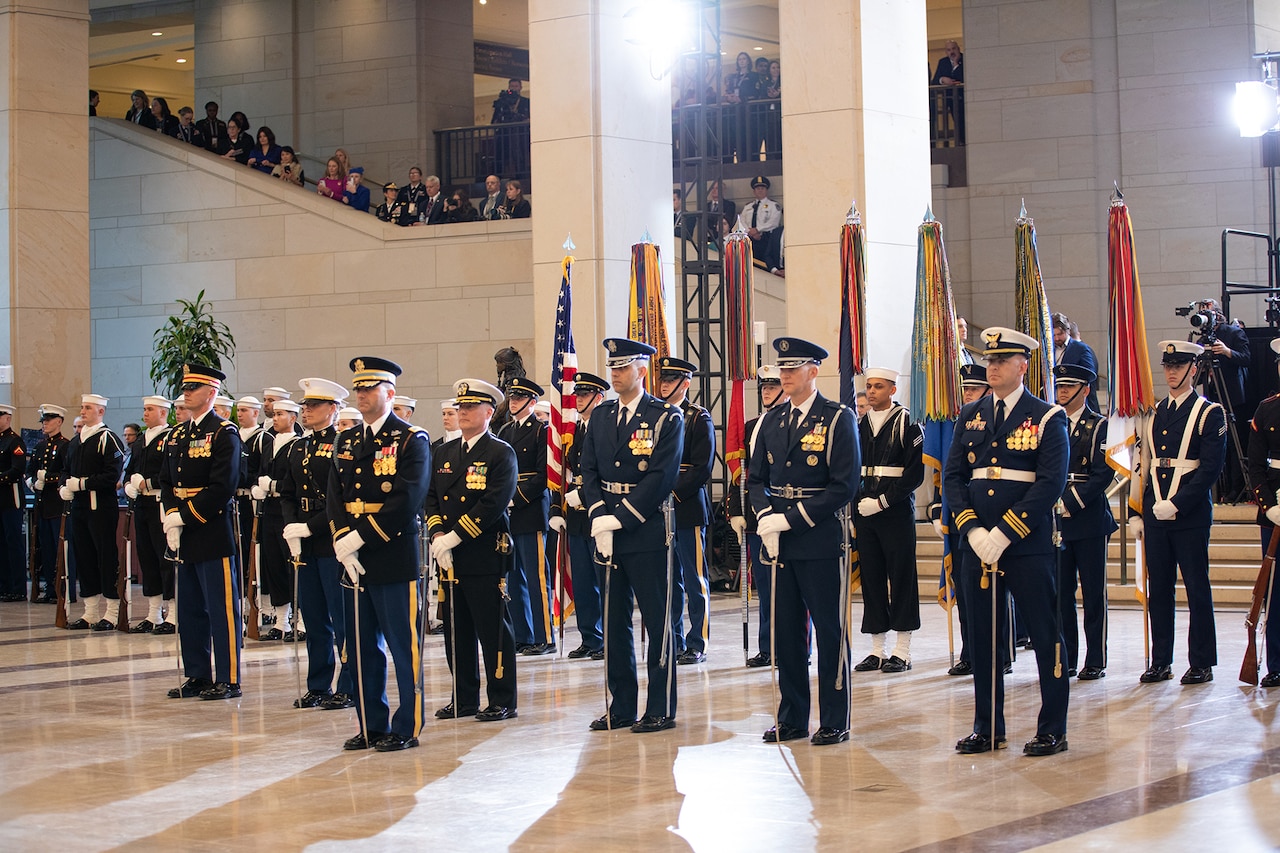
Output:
[149, 290, 237, 398]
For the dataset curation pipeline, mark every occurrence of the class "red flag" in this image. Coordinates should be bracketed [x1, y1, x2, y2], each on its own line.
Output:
[726, 380, 746, 483]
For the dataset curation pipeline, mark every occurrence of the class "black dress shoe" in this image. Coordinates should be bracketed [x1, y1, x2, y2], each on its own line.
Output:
[1180, 666, 1213, 685]
[1139, 664, 1173, 683]
[1023, 733, 1069, 756]
[34, 594, 55, 604]
[1003, 661, 1013, 675]
[152, 622, 176, 635]
[947, 660, 973, 676]
[91, 619, 115, 632]
[589, 713, 636, 731]
[0, 592, 25, 602]
[435, 702, 479, 719]
[1067, 668, 1078, 678]
[429, 623, 445, 635]
[283, 630, 306, 643]
[320, 692, 355, 710]
[746, 652, 770, 668]
[853, 654, 883, 672]
[130, 620, 155, 634]
[1016, 637, 1033, 650]
[515, 643, 534, 654]
[198, 682, 242, 700]
[567, 643, 595, 659]
[631, 715, 676, 733]
[811, 727, 850, 746]
[294, 690, 332, 709]
[763, 723, 808, 743]
[881, 655, 911, 673]
[676, 650, 706, 665]
[955, 732, 1007, 754]
[259, 627, 283, 641]
[1261, 672, 1280, 688]
[343, 731, 388, 751]
[262, 613, 277, 625]
[520, 642, 556, 656]
[476, 705, 517, 722]
[374, 733, 419, 752]
[167, 677, 214, 699]
[1077, 665, 1105, 680]
[590, 648, 605, 661]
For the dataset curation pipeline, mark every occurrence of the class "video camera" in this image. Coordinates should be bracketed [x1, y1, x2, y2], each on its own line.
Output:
[1174, 300, 1220, 345]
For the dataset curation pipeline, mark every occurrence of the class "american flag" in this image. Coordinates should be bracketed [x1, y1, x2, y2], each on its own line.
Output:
[547, 256, 577, 492]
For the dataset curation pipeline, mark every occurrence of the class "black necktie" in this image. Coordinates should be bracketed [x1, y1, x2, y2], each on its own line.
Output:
[617, 405, 630, 439]
[751, 201, 761, 228]
[788, 406, 802, 444]
[994, 399, 1006, 432]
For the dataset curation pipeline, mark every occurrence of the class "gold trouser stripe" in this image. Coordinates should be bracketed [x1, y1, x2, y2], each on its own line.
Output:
[535, 531, 552, 638]
[223, 557, 239, 683]
[408, 579, 423, 737]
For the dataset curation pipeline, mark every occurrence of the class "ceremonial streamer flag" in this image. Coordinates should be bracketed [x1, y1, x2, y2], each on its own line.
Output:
[628, 237, 672, 396]
[723, 224, 755, 482]
[838, 203, 869, 407]
[1014, 203, 1056, 399]
[548, 252, 577, 620]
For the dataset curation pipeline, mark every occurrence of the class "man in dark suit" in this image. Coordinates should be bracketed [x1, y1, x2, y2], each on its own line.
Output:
[478, 174, 505, 221]
[428, 378, 520, 721]
[1054, 364, 1117, 681]
[930, 40, 964, 144]
[1129, 340, 1227, 686]
[581, 338, 684, 733]
[200, 101, 227, 153]
[748, 337, 860, 746]
[1052, 313, 1101, 414]
[944, 327, 1070, 756]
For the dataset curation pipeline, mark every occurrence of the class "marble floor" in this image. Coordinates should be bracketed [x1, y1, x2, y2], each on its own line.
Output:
[1, 590, 1278, 852]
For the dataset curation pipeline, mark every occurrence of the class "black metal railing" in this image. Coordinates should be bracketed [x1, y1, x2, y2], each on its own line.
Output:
[435, 123, 532, 191]
[673, 98, 783, 165]
[929, 84, 965, 148]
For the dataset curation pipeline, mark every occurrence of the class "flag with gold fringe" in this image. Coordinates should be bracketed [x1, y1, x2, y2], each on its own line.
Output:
[628, 235, 672, 395]
[723, 224, 754, 483]
[1014, 201, 1056, 399]
[548, 247, 577, 627]
[838, 202, 868, 406]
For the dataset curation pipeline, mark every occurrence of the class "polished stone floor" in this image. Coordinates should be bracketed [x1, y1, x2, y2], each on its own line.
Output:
[1, 590, 1278, 852]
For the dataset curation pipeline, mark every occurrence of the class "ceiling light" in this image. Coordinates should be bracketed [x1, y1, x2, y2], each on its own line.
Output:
[176, 58, 187, 63]
[753, 46, 763, 51]
[152, 31, 163, 36]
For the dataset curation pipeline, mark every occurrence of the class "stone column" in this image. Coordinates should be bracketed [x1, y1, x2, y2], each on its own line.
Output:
[528, 1, 675, 377]
[0, 0, 91, 418]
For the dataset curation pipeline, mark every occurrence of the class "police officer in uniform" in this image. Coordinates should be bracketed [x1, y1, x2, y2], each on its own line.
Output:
[123, 395, 174, 632]
[1054, 363, 1116, 680]
[1246, 337, 1280, 688]
[329, 356, 431, 751]
[161, 364, 244, 700]
[1129, 340, 1226, 685]
[30, 404, 70, 603]
[744, 176, 783, 273]
[427, 378, 520, 720]
[748, 337, 859, 745]
[853, 368, 924, 673]
[0, 404, 28, 600]
[550, 372, 609, 660]
[581, 338, 684, 732]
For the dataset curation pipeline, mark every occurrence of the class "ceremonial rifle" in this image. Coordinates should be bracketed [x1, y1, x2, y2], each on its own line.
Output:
[118, 500, 133, 632]
[55, 501, 70, 629]
[27, 504, 38, 603]
[247, 503, 261, 640]
[1240, 525, 1280, 685]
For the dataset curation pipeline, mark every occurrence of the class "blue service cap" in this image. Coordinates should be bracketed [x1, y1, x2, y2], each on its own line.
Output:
[772, 337, 827, 367]
[505, 377, 545, 398]
[573, 372, 609, 395]
[603, 338, 657, 368]
[657, 355, 697, 377]
[1053, 363, 1096, 386]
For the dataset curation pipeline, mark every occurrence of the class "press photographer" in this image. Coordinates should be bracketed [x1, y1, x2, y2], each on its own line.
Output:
[1177, 297, 1250, 499]
[491, 78, 530, 125]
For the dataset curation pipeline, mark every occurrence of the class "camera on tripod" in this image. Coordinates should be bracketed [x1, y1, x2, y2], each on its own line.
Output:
[1266, 295, 1280, 328]
[1174, 300, 1220, 346]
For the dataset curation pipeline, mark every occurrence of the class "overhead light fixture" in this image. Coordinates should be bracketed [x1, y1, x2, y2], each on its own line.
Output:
[151, 31, 163, 36]
[753, 46, 763, 51]
[176, 58, 187, 63]
[1236, 79, 1279, 138]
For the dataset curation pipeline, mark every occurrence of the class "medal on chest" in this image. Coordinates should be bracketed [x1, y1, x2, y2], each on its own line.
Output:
[1007, 417, 1039, 451]
[187, 434, 212, 458]
[629, 426, 654, 456]
[800, 424, 827, 452]
[372, 443, 398, 476]
[466, 462, 488, 490]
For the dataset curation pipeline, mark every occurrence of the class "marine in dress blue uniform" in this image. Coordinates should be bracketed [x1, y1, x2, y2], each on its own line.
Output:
[29, 405, 70, 603]
[748, 337, 859, 746]
[581, 339, 684, 733]
[0, 404, 28, 601]
[1130, 340, 1226, 686]
[160, 365, 244, 700]
[1053, 364, 1117, 680]
[943, 328, 1070, 756]
[1246, 337, 1280, 688]
[329, 356, 431, 752]
[123, 396, 174, 632]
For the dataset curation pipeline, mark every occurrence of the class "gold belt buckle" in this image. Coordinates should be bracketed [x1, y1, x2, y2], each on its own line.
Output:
[350, 499, 366, 516]
[986, 466, 1002, 480]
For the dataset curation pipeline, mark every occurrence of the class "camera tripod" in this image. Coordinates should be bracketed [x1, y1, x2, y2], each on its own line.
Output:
[1198, 348, 1252, 503]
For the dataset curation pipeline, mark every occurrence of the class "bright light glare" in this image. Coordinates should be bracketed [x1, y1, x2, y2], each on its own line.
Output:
[624, 1, 690, 70]
[1235, 81, 1279, 137]
[151, 31, 163, 36]
[176, 58, 187, 63]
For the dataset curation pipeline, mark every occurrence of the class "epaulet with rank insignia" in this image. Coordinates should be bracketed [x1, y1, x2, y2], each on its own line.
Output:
[221, 420, 236, 429]
[409, 425, 426, 434]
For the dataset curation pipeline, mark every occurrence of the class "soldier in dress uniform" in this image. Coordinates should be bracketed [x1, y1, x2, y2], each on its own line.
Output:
[748, 338, 858, 746]
[436, 399, 462, 447]
[0, 404, 28, 601]
[59, 394, 126, 630]
[1054, 363, 1116, 680]
[376, 182, 408, 225]
[1129, 340, 1226, 686]
[329, 356, 431, 752]
[30, 405, 71, 603]
[496, 377, 555, 655]
[235, 395, 267, 614]
[652, 356, 715, 665]
[581, 338, 684, 732]
[1246, 337, 1280, 688]
[943, 328, 1070, 756]
[280, 378, 355, 710]
[852, 368, 924, 674]
[728, 365, 789, 667]
[549, 372, 609, 660]
[427, 378, 520, 721]
[160, 364, 244, 700]
[123, 395, 174, 633]
[252, 400, 303, 640]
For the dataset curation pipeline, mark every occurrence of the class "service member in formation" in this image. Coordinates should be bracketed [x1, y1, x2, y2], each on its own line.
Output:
[427, 378, 520, 721]
[0, 404, 28, 601]
[30, 404, 71, 603]
[236, 395, 267, 600]
[430, 399, 462, 454]
[262, 386, 292, 420]
[1129, 340, 1226, 685]
[59, 394, 126, 630]
[123, 395, 175, 633]
[393, 395, 417, 422]
[581, 338, 684, 732]
[852, 367, 924, 673]
[1054, 363, 1116, 680]
[1246, 338, 1280, 688]
[161, 364, 244, 700]
[943, 328, 1070, 756]
[280, 378, 355, 710]
[253, 399, 304, 639]
[329, 356, 431, 752]
[748, 338, 858, 745]
[496, 377, 555, 655]
[337, 406, 360, 432]
[549, 372, 609, 660]
[728, 365, 789, 667]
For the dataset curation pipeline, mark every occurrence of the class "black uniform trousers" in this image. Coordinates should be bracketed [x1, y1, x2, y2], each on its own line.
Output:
[0, 507, 24, 595]
[672, 525, 709, 655]
[509, 531, 552, 646]
[1058, 535, 1108, 671]
[961, 546, 1068, 739]
[774, 556, 849, 732]
[178, 556, 242, 684]
[1258, 527, 1280, 674]
[857, 505, 921, 635]
[1144, 524, 1217, 669]
[134, 498, 173, 599]
[344, 579, 423, 739]
[605, 549, 678, 721]
[442, 573, 517, 711]
[72, 503, 119, 599]
[258, 509, 293, 608]
[946, 530, 971, 665]
[297, 554, 352, 696]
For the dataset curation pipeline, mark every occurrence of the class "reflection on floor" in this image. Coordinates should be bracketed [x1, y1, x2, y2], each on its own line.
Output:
[1, 592, 1278, 852]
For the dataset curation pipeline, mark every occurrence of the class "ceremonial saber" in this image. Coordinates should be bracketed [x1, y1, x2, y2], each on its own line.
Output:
[981, 558, 1002, 755]
[597, 548, 614, 728]
[351, 577, 370, 748]
[118, 502, 134, 633]
[495, 576, 510, 682]
[767, 548, 782, 749]
[231, 498, 247, 638]
[835, 506, 852, 691]
[661, 499, 676, 719]
[418, 549, 435, 709]
[172, 545, 183, 694]
[290, 553, 304, 706]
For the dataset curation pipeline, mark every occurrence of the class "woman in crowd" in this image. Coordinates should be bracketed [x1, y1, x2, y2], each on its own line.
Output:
[271, 146, 304, 186]
[220, 117, 253, 164]
[502, 179, 531, 219]
[723, 52, 752, 104]
[150, 97, 180, 137]
[334, 148, 351, 176]
[445, 186, 481, 223]
[247, 126, 282, 175]
[317, 157, 346, 201]
[125, 90, 157, 130]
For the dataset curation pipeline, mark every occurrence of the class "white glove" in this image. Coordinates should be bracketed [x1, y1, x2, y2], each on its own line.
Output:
[166, 527, 182, 551]
[1267, 506, 1280, 527]
[341, 555, 365, 584]
[124, 482, 139, 499]
[286, 537, 302, 558]
[283, 523, 311, 540]
[34, 476, 45, 491]
[565, 489, 583, 509]
[1128, 517, 1144, 539]
[37, 469, 46, 482]
[593, 530, 614, 560]
[430, 531, 462, 562]
[857, 497, 883, 517]
[129, 473, 146, 492]
[975, 527, 1011, 565]
[257, 475, 273, 494]
[334, 530, 365, 561]
[931, 518, 945, 538]
[966, 527, 991, 560]
[162, 511, 184, 533]
[435, 544, 454, 572]
[549, 516, 567, 533]
[591, 515, 622, 538]
[250, 485, 267, 501]
[761, 531, 781, 561]
[1152, 500, 1177, 521]
[756, 514, 791, 537]
[58, 485, 74, 501]
[66, 477, 83, 493]
[729, 515, 747, 536]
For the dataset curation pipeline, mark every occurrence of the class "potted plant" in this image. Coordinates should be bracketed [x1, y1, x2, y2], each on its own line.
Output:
[149, 290, 236, 398]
